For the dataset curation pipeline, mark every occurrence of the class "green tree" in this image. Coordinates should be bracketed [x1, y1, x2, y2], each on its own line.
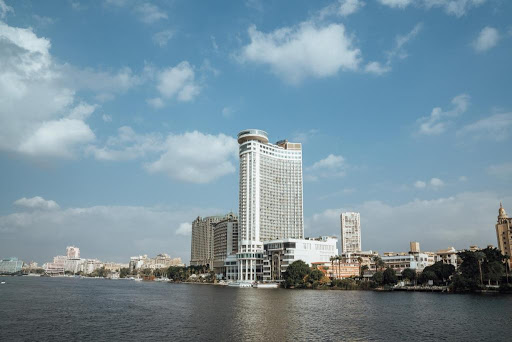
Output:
[383, 268, 397, 285]
[372, 271, 384, 286]
[283, 260, 311, 288]
[372, 256, 385, 272]
[401, 268, 416, 284]
[418, 270, 437, 285]
[120, 268, 130, 278]
[360, 265, 369, 278]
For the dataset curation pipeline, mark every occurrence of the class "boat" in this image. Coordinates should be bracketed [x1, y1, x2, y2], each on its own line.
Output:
[1, 281, 5, 284]
[227, 281, 253, 288]
[253, 283, 279, 289]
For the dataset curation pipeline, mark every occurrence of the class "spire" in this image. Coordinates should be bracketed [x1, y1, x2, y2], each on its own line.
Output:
[499, 202, 507, 219]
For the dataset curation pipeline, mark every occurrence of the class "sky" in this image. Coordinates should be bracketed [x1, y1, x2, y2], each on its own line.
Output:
[0, 0, 511, 265]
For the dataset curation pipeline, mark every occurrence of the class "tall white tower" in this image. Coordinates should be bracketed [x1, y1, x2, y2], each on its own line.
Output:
[237, 129, 304, 282]
[340, 212, 361, 253]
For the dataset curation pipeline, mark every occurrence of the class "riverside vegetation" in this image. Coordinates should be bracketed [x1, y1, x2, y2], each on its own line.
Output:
[282, 247, 512, 293]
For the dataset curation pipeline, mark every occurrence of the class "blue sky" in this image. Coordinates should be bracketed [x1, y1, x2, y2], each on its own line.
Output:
[1, 0, 511, 264]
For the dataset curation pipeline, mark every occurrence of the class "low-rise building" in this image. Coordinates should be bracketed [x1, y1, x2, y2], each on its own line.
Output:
[313, 261, 359, 279]
[381, 253, 431, 274]
[0, 257, 24, 274]
[262, 236, 338, 282]
[129, 254, 184, 271]
[435, 247, 460, 269]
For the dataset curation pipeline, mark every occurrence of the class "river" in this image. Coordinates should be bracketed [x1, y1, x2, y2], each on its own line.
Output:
[1, 277, 511, 341]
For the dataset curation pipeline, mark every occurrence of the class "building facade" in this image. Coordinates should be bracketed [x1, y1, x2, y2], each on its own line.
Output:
[190, 214, 233, 268]
[262, 237, 338, 282]
[237, 129, 304, 282]
[496, 202, 512, 268]
[0, 257, 24, 274]
[340, 212, 361, 253]
[213, 215, 238, 276]
[435, 247, 459, 269]
[66, 246, 80, 259]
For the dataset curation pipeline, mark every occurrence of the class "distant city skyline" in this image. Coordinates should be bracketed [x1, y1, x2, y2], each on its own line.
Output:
[1, 1, 511, 264]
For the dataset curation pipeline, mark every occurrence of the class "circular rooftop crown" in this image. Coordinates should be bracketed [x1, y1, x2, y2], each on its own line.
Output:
[237, 129, 269, 144]
[499, 202, 508, 218]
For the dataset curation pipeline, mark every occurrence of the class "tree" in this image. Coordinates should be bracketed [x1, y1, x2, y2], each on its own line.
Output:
[372, 271, 384, 286]
[283, 260, 311, 288]
[357, 257, 363, 278]
[120, 268, 130, 278]
[475, 251, 485, 287]
[401, 268, 416, 284]
[418, 270, 437, 285]
[372, 256, 385, 272]
[360, 265, 369, 278]
[383, 268, 397, 285]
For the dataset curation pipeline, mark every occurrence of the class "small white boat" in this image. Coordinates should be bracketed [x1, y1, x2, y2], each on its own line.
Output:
[228, 281, 253, 288]
[253, 283, 279, 289]
[1, 281, 5, 284]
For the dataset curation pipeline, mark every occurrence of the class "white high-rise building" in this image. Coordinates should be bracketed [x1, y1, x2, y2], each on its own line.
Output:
[237, 129, 304, 282]
[340, 212, 361, 253]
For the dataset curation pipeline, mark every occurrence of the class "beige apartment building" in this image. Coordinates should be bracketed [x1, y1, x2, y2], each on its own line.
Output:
[496, 203, 512, 268]
[213, 214, 238, 275]
[190, 213, 235, 268]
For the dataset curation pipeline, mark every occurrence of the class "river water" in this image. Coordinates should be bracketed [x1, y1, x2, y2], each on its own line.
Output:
[1, 277, 511, 341]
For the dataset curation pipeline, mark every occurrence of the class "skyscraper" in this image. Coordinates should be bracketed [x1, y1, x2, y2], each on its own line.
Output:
[340, 212, 361, 253]
[190, 213, 235, 268]
[237, 129, 304, 282]
[496, 202, 512, 269]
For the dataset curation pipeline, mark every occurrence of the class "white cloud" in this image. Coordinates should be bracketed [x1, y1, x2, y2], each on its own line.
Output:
[32, 15, 55, 27]
[145, 131, 238, 184]
[152, 29, 174, 47]
[14, 196, 60, 210]
[472, 26, 500, 52]
[291, 129, 318, 143]
[239, 21, 361, 84]
[365, 61, 391, 75]
[414, 180, 427, 188]
[487, 162, 512, 180]
[134, 3, 167, 24]
[318, 0, 365, 19]
[87, 126, 164, 161]
[459, 176, 468, 182]
[423, 0, 487, 17]
[430, 177, 444, 187]
[222, 106, 235, 118]
[19, 118, 95, 158]
[0, 21, 144, 158]
[456, 112, 512, 142]
[151, 61, 201, 106]
[379, 0, 487, 17]
[366, 23, 422, 75]
[176, 222, 192, 236]
[102, 114, 112, 122]
[306, 154, 346, 181]
[64, 66, 142, 101]
[416, 94, 470, 135]
[147, 97, 164, 109]
[378, 0, 413, 9]
[306, 191, 510, 253]
[0, 0, 13, 18]
[0, 203, 224, 264]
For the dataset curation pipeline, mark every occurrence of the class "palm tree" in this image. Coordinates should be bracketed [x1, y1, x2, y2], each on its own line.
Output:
[361, 265, 369, 279]
[329, 256, 335, 280]
[357, 257, 363, 278]
[505, 255, 510, 285]
[475, 251, 485, 287]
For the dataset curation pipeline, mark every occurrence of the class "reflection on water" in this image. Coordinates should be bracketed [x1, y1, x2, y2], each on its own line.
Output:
[0, 277, 511, 341]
